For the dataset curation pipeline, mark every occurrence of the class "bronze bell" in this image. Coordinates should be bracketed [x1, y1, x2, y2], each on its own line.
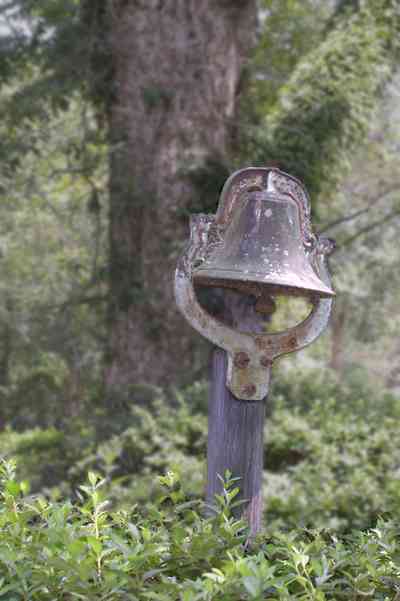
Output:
[193, 168, 334, 301]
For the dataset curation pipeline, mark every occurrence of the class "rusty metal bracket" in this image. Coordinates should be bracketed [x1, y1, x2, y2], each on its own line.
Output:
[175, 215, 334, 401]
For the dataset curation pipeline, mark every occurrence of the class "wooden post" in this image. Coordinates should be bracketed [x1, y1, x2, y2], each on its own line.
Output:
[207, 348, 266, 535]
[206, 291, 267, 536]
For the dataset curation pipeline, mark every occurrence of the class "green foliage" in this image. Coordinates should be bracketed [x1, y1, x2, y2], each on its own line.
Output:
[0, 427, 82, 493]
[0, 0, 93, 115]
[250, 0, 333, 111]
[5, 369, 399, 537]
[251, 1, 400, 206]
[67, 395, 208, 506]
[0, 7, 399, 598]
[264, 397, 400, 532]
[184, 157, 231, 215]
[83, 370, 400, 534]
[0, 95, 108, 427]
[0, 460, 400, 599]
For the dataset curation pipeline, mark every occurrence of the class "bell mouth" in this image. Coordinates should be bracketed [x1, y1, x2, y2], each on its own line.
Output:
[194, 272, 334, 300]
[193, 281, 318, 336]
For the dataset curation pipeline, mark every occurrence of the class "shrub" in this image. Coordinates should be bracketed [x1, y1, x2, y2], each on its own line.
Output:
[0, 427, 69, 492]
[3, 367, 400, 533]
[264, 398, 400, 532]
[66, 397, 208, 506]
[0, 461, 400, 600]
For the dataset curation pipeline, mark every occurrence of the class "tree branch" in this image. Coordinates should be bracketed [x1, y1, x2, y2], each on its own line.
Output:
[336, 209, 400, 250]
[318, 185, 400, 234]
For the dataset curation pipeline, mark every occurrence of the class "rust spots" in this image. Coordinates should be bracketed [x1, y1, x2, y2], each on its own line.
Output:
[288, 335, 297, 349]
[242, 384, 256, 397]
[260, 355, 272, 368]
[255, 294, 276, 315]
[234, 351, 250, 369]
[255, 336, 273, 350]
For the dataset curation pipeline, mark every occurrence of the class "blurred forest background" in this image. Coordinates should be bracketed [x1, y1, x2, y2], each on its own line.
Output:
[0, 0, 400, 535]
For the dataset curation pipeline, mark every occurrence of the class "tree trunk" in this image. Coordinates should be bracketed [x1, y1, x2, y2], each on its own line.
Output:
[0, 297, 13, 388]
[105, 1, 257, 399]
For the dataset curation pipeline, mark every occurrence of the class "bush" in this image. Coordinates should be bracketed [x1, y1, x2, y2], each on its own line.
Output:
[0, 460, 400, 600]
[66, 396, 208, 506]
[0, 427, 68, 492]
[264, 398, 400, 532]
[3, 366, 400, 533]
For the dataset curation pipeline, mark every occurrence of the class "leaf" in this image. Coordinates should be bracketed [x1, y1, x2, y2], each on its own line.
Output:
[243, 576, 261, 597]
[88, 471, 97, 487]
[5, 480, 21, 497]
[67, 539, 86, 558]
[87, 536, 102, 555]
[294, 552, 310, 569]
[20, 480, 30, 495]
[127, 523, 140, 539]
[143, 568, 166, 582]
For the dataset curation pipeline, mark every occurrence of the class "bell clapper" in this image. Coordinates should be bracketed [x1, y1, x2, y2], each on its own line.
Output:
[254, 289, 277, 316]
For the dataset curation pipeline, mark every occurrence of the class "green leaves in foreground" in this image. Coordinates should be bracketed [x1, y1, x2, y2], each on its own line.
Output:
[1, 460, 400, 600]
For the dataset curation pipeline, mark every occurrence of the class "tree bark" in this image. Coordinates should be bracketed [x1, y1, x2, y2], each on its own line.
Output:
[0, 297, 13, 388]
[105, 1, 257, 399]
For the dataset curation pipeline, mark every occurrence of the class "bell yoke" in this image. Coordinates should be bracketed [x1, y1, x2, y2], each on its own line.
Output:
[175, 167, 335, 401]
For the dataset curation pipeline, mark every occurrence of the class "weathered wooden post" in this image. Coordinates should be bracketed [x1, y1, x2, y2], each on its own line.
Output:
[175, 167, 335, 535]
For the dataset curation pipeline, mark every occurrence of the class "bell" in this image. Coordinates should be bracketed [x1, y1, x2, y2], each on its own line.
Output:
[193, 168, 334, 300]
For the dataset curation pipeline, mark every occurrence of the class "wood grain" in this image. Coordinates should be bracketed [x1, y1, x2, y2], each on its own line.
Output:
[207, 347, 266, 536]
